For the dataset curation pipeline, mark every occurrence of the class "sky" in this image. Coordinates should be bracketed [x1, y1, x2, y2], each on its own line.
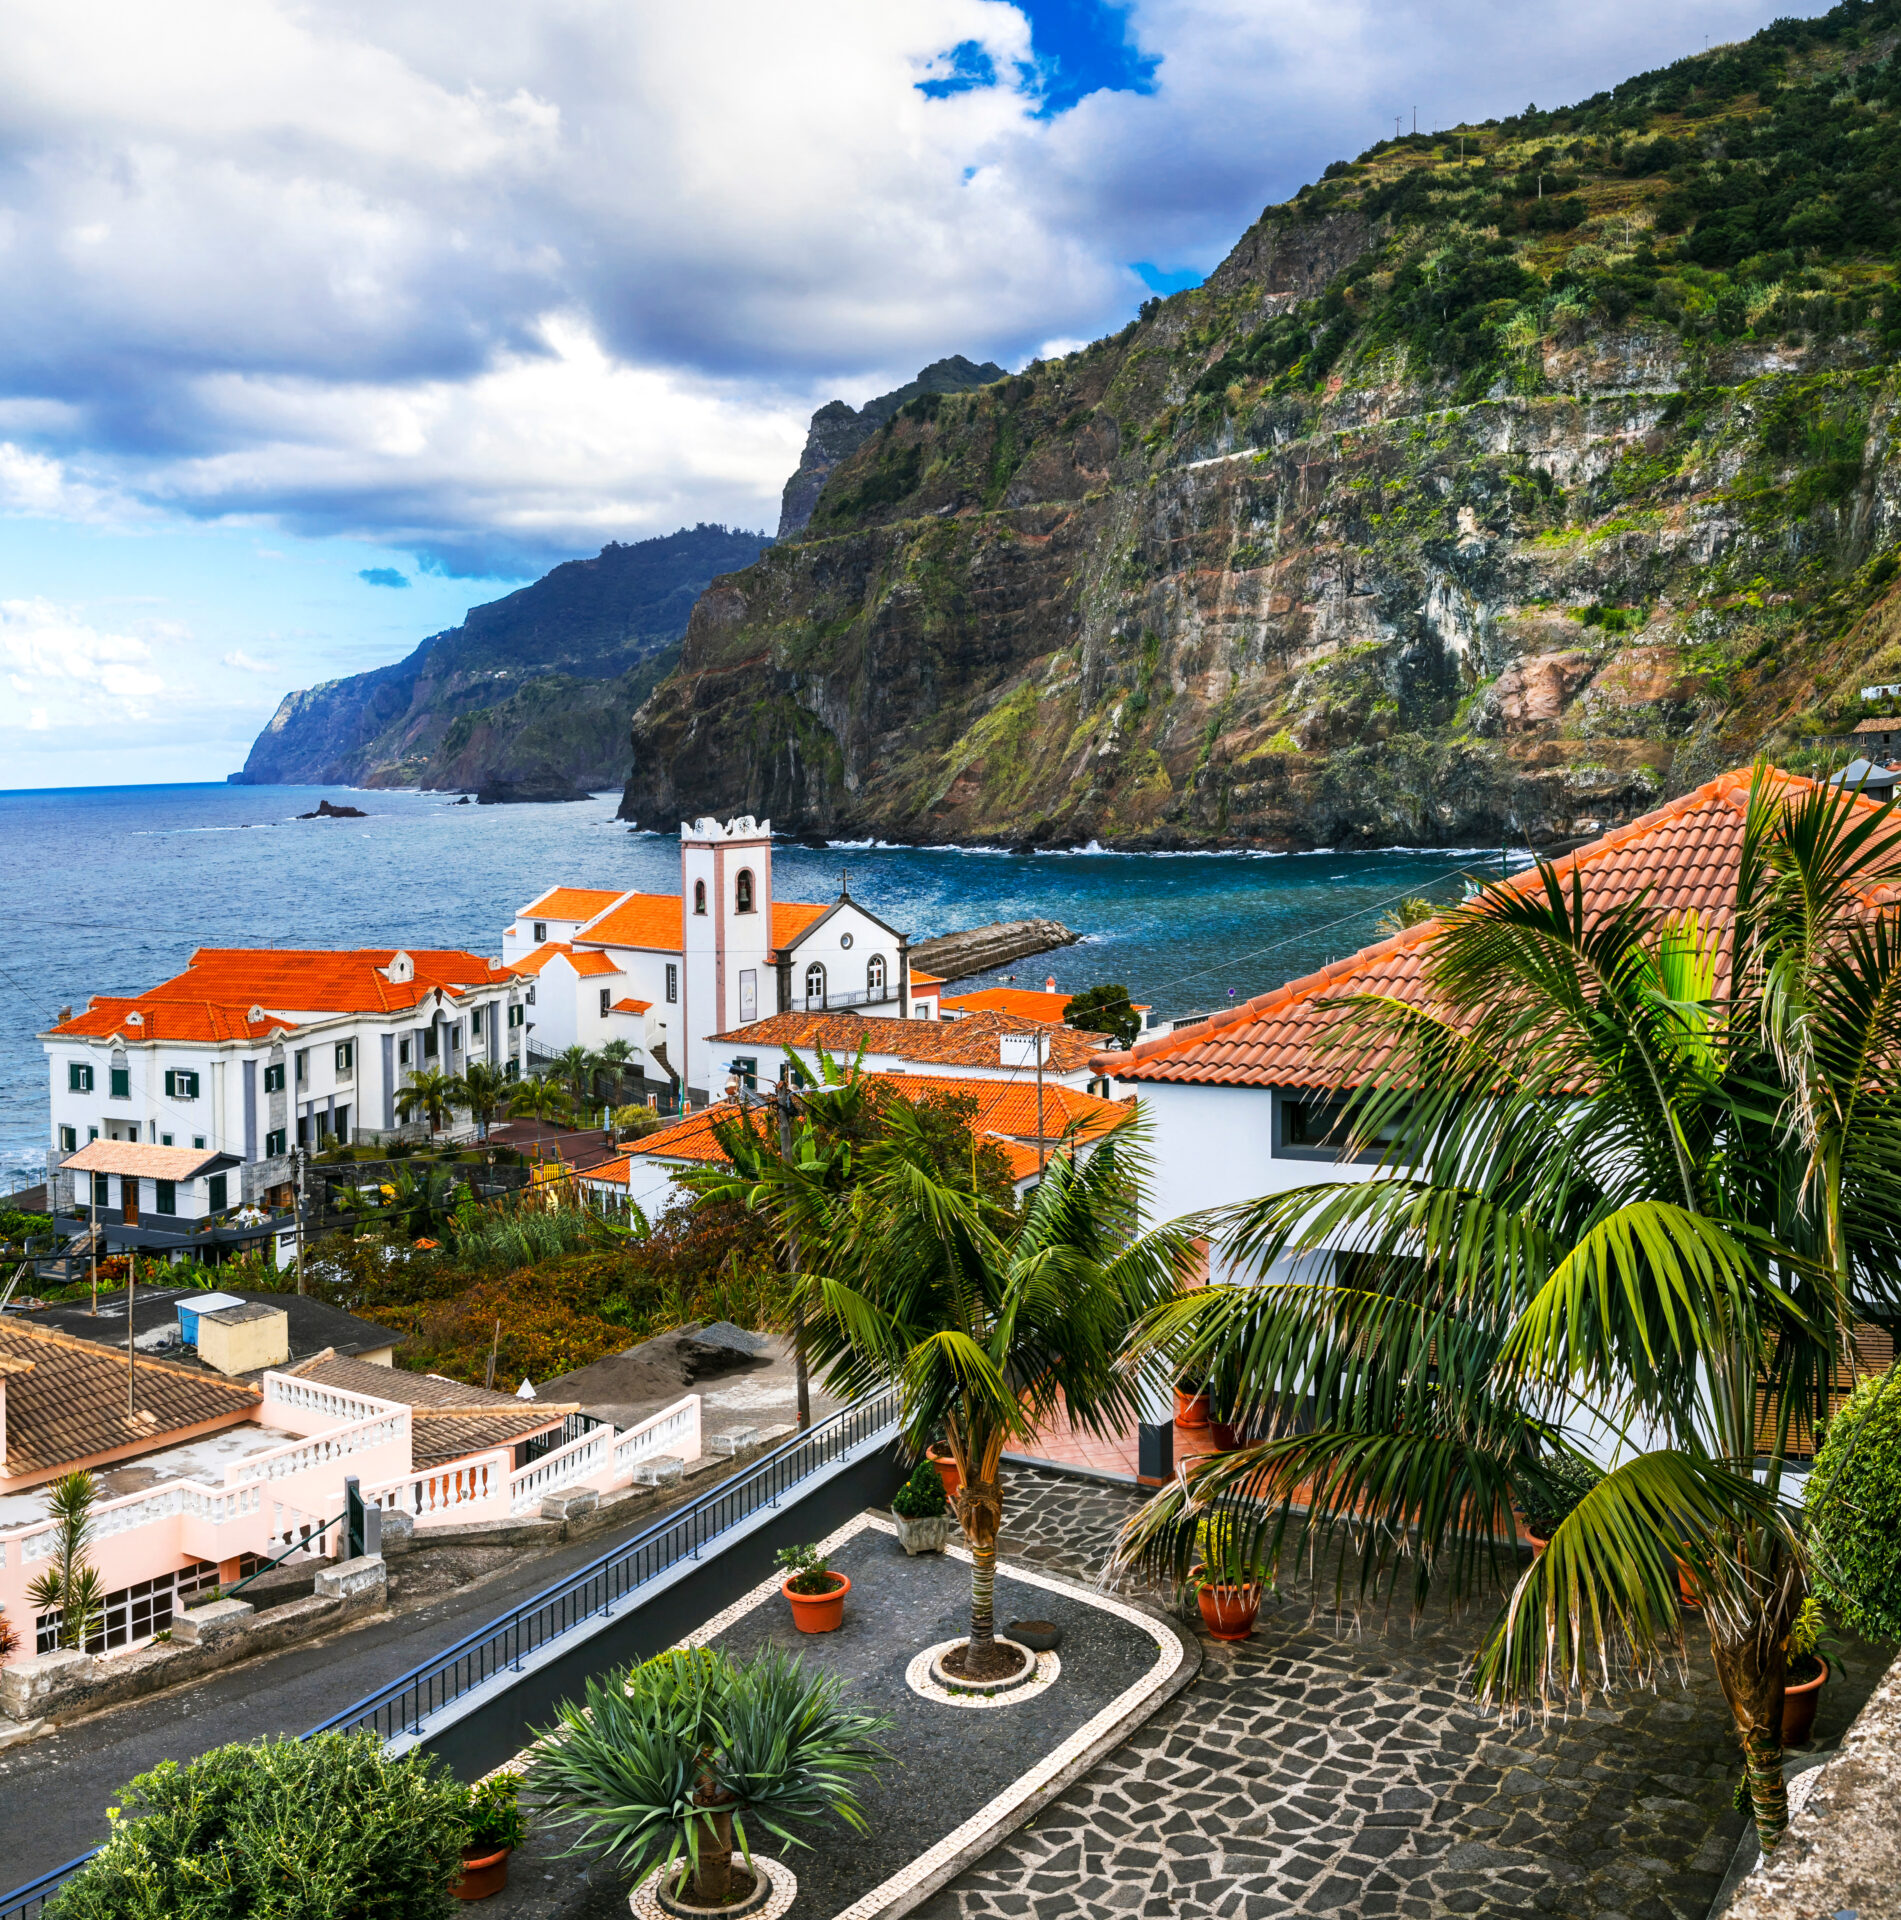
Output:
[0, 0, 1832, 788]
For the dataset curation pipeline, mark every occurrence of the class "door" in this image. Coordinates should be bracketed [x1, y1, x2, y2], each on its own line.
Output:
[120, 1175, 139, 1225]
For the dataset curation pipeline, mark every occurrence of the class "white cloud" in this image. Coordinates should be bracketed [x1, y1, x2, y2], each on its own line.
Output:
[0, 0, 1833, 572]
[221, 648, 274, 670]
[0, 598, 168, 722]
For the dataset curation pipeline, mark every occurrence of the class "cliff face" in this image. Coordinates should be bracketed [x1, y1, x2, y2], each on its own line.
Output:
[235, 525, 770, 792]
[777, 356, 1007, 538]
[625, 3, 1901, 848]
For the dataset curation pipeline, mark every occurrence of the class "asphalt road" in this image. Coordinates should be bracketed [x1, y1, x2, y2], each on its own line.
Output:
[0, 1515, 661, 1893]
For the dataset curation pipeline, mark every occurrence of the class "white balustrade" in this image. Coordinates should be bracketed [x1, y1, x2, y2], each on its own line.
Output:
[614, 1395, 701, 1476]
[262, 1372, 406, 1424]
[364, 1453, 508, 1519]
[229, 1410, 409, 1488]
[508, 1428, 612, 1515]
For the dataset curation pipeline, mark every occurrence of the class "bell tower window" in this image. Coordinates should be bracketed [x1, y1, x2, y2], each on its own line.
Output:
[735, 869, 754, 913]
[694, 879, 707, 915]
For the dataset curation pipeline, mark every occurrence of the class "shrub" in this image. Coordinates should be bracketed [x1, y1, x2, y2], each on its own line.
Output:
[1806, 1366, 1901, 1643]
[1193, 1513, 1271, 1590]
[1516, 1453, 1604, 1538]
[46, 1732, 467, 1919]
[892, 1459, 951, 1519]
[774, 1543, 841, 1595]
[463, 1772, 528, 1854]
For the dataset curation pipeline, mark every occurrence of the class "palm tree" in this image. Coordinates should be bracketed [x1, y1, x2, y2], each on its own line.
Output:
[394, 1068, 461, 1137]
[1114, 771, 1901, 1852]
[596, 1038, 637, 1100]
[28, 1470, 105, 1649]
[508, 1075, 574, 1128]
[454, 1061, 509, 1141]
[808, 1104, 1196, 1677]
[552, 1044, 597, 1108]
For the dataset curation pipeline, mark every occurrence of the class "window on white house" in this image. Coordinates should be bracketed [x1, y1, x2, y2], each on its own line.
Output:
[505, 1059, 520, 1080]
[867, 954, 886, 997]
[913, 1003, 929, 1019]
[735, 869, 754, 913]
[294, 1050, 308, 1084]
[68, 1062, 93, 1093]
[155, 1180, 176, 1216]
[666, 964, 678, 1004]
[533, 921, 548, 943]
[91, 1171, 108, 1208]
[263, 1063, 285, 1093]
[109, 1066, 130, 1099]
[693, 879, 707, 915]
[471, 1007, 483, 1039]
[398, 1039, 411, 1066]
[192, 1135, 205, 1150]
[207, 1173, 228, 1211]
[449, 1027, 460, 1050]
[422, 1028, 438, 1058]
[600, 988, 611, 1018]
[163, 1070, 200, 1099]
[59, 1125, 76, 1152]
[508, 1003, 524, 1029]
[805, 962, 827, 1005]
[266, 1127, 286, 1157]
[335, 1041, 353, 1074]
[160, 1133, 173, 1147]
[87, 1126, 98, 1143]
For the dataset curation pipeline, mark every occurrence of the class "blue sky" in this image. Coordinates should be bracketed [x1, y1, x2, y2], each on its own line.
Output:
[0, 0, 1832, 787]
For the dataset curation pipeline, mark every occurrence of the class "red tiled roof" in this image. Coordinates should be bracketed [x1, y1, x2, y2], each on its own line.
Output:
[611, 997, 653, 1015]
[1106, 767, 1896, 1088]
[522, 886, 626, 922]
[771, 902, 829, 948]
[48, 998, 294, 1042]
[942, 986, 1075, 1023]
[709, 1007, 1103, 1072]
[575, 892, 682, 951]
[509, 942, 620, 979]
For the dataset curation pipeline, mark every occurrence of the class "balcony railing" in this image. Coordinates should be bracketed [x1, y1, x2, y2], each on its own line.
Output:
[795, 985, 897, 1013]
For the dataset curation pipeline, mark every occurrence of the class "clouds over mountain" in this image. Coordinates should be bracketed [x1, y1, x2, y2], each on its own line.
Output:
[0, 0, 1823, 574]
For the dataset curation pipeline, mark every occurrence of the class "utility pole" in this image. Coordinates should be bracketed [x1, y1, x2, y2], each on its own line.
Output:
[90, 1179, 98, 1316]
[776, 1069, 811, 1428]
[126, 1245, 136, 1418]
[292, 1147, 305, 1295]
[1036, 1032, 1048, 1177]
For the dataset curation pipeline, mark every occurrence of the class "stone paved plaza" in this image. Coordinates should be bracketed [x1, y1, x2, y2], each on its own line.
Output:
[912, 1466, 1874, 1920]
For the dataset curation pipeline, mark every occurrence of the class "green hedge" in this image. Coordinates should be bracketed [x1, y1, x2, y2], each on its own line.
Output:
[1806, 1366, 1901, 1645]
[48, 1731, 467, 1919]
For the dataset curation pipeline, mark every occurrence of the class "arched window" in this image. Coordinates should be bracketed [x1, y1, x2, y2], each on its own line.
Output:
[735, 869, 754, 913]
[804, 962, 827, 1007]
[693, 879, 707, 916]
[866, 954, 887, 997]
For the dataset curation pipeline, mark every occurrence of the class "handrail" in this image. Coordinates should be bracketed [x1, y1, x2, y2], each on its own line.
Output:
[0, 1384, 901, 1920]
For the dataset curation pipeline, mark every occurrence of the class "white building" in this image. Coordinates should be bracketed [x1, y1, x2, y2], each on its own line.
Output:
[505, 815, 943, 1108]
[41, 947, 524, 1214]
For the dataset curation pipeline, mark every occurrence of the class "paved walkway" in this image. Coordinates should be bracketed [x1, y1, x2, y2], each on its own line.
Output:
[1012, 1401, 1224, 1485]
[912, 1467, 1876, 1920]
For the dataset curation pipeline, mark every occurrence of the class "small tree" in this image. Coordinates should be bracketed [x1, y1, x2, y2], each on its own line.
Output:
[508, 1076, 574, 1128]
[1806, 1365, 1901, 1643]
[530, 1648, 889, 1907]
[1374, 895, 1438, 935]
[29, 1470, 104, 1652]
[1063, 983, 1138, 1048]
[552, 1044, 597, 1107]
[455, 1061, 509, 1141]
[396, 1069, 461, 1136]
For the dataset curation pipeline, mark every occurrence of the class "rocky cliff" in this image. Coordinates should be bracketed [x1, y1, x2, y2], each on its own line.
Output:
[777, 356, 1007, 538]
[235, 525, 770, 793]
[625, 1, 1901, 849]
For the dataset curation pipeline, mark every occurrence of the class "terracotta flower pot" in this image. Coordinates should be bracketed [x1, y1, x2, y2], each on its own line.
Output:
[1675, 1557, 1702, 1609]
[1525, 1531, 1548, 1557]
[1196, 1581, 1261, 1642]
[782, 1571, 850, 1632]
[453, 1846, 511, 1901]
[927, 1445, 961, 1499]
[1174, 1388, 1212, 1429]
[1208, 1419, 1242, 1450]
[1782, 1658, 1828, 1745]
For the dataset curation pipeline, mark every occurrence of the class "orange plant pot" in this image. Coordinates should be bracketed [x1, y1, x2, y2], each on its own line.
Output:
[1196, 1582, 1261, 1642]
[782, 1572, 850, 1632]
[453, 1847, 512, 1901]
[1208, 1420, 1242, 1450]
[1174, 1388, 1212, 1429]
[1524, 1531, 1548, 1557]
[1782, 1659, 1828, 1745]
[927, 1446, 961, 1500]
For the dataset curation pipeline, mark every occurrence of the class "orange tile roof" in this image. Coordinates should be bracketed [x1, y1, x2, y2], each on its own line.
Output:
[509, 942, 620, 979]
[0, 1320, 261, 1483]
[48, 998, 295, 1043]
[771, 902, 829, 948]
[1107, 767, 1897, 1088]
[611, 997, 653, 1014]
[942, 986, 1075, 1024]
[59, 1141, 233, 1180]
[574, 891, 682, 951]
[522, 886, 627, 922]
[580, 1154, 635, 1184]
[910, 971, 945, 988]
[628, 1074, 1129, 1170]
[709, 1007, 1103, 1072]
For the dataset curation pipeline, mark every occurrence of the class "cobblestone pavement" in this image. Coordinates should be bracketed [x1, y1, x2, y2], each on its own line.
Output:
[912, 1467, 1875, 1920]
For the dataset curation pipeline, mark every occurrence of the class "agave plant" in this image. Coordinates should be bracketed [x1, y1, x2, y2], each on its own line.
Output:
[28, 1470, 105, 1651]
[528, 1646, 889, 1907]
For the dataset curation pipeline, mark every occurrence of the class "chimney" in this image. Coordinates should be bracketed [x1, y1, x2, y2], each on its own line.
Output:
[1045, 977, 1056, 993]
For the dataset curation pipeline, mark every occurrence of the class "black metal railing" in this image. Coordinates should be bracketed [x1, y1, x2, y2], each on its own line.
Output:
[0, 1384, 900, 1920]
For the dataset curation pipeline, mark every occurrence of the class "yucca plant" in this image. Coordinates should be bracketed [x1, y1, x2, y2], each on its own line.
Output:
[528, 1646, 889, 1907]
[29, 1469, 105, 1652]
[1115, 769, 1901, 1854]
[396, 1068, 462, 1136]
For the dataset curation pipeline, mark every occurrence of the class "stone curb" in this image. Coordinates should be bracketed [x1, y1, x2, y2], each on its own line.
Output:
[870, 1582, 1200, 1920]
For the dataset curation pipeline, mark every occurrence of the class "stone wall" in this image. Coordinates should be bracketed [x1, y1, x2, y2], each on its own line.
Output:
[1719, 1646, 1901, 1920]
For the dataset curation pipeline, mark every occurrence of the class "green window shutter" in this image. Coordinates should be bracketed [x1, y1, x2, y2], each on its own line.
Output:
[207, 1173, 228, 1211]
[110, 1067, 129, 1099]
[155, 1180, 176, 1216]
[91, 1171, 109, 1208]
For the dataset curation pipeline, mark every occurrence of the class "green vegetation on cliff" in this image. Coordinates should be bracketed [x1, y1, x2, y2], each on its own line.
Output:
[623, 0, 1901, 849]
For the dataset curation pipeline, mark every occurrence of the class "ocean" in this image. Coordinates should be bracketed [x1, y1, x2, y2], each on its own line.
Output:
[0, 783, 1521, 1192]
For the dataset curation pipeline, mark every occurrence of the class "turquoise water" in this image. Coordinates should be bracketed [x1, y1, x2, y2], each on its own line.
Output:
[0, 783, 1518, 1190]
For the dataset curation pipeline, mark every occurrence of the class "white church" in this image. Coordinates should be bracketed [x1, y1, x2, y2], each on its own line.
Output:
[502, 815, 942, 1107]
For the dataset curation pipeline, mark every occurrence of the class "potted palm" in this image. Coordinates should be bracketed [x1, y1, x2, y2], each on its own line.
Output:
[454, 1773, 527, 1900]
[891, 1459, 955, 1554]
[1188, 1513, 1270, 1641]
[529, 1647, 889, 1915]
[776, 1543, 849, 1632]
[1516, 1455, 1603, 1553]
[1780, 1597, 1838, 1745]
